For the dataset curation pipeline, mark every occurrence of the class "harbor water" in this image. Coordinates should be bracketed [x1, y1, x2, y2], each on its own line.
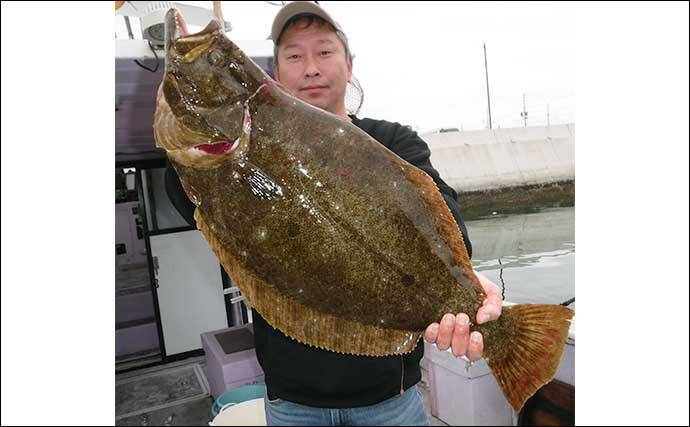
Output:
[465, 207, 575, 309]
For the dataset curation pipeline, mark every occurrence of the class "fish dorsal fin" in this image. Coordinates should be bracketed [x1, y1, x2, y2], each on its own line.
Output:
[195, 210, 422, 356]
[398, 164, 486, 298]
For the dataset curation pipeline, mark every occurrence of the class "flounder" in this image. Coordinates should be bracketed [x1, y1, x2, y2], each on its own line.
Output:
[153, 9, 574, 412]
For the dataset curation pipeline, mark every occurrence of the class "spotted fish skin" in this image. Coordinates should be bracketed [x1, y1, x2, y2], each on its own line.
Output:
[155, 9, 483, 333]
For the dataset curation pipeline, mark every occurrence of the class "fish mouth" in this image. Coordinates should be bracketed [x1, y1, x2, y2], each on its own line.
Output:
[165, 8, 222, 52]
[172, 8, 189, 40]
[165, 9, 188, 50]
[193, 140, 239, 155]
[187, 97, 253, 157]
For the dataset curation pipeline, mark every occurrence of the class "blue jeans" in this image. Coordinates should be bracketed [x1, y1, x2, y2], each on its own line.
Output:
[263, 384, 429, 426]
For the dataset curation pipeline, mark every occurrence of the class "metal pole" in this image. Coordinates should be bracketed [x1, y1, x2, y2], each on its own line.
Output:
[124, 16, 135, 40]
[547, 103, 550, 127]
[484, 43, 492, 129]
[522, 93, 527, 127]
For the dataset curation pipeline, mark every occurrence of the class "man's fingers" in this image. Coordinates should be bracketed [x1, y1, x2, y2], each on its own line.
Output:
[424, 323, 439, 344]
[475, 290, 502, 324]
[451, 313, 470, 357]
[473, 271, 503, 325]
[483, 281, 501, 298]
[467, 331, 484, 361]
[435, 313, 455, 351]
[482, 295, 502, 307]
[475, 270, 501, 299]
[477, 299, 502, 324]
[482, 296, 502, 313]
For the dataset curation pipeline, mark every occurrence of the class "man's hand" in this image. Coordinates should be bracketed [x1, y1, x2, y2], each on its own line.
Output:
[423, 271, 502, 361]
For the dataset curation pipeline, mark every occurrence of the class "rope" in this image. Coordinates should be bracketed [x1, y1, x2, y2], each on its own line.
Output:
[560, 297, 575, 306]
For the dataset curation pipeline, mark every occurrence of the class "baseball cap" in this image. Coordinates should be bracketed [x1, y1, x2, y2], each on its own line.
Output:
[271, 1, 348, 45]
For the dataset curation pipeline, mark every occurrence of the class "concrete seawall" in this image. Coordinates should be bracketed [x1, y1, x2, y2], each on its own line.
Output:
[421, 124, 575, 193]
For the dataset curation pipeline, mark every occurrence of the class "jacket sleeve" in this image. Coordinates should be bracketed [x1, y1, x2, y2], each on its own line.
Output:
[387, 124, 473, 259]
[164, 159, 197, 227]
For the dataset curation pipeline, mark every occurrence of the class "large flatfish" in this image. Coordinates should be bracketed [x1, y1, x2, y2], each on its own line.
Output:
[153, 9, 574, 412]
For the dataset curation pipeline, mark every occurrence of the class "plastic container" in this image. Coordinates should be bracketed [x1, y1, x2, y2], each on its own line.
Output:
[211, 384, 266, 417]
[209, 398, 266, 426]
[423, 341, 517, 426]
[201, 324, 265, 399]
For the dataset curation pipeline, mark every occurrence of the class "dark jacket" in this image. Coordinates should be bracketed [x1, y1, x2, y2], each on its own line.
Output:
[165, 116, 472, 408]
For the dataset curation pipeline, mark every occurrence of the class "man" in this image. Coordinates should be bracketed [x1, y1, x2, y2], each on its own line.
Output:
[166, 2, 502, 425]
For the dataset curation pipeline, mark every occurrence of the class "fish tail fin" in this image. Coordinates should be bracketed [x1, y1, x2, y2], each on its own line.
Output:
[482, 304, 574, 412]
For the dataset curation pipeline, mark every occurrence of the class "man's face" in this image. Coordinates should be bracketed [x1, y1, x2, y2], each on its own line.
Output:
[274, 20, 352, 117]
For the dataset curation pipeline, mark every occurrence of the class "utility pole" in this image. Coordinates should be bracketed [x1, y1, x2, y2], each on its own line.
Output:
[484, 43, 492, 129]
[547, 104, 550, 127]
[520, 93, 528, 127]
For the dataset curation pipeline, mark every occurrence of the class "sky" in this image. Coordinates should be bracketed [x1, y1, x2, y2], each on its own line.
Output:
[115, 1, 576, 133]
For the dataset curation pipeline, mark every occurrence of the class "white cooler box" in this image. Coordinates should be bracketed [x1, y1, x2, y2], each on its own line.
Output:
[423, 341, 517, 426]
[201, 324, 265, 399]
